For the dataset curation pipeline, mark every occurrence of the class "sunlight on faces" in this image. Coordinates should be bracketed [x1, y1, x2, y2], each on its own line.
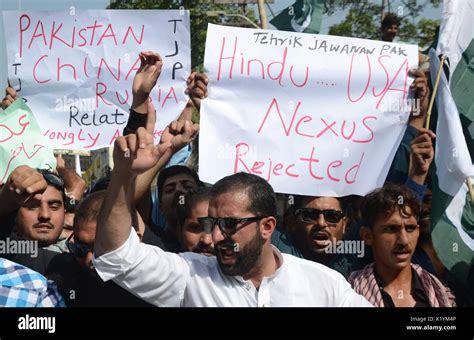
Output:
[209, 191, 265, 276]
[17, 185, 65, 247]
[294, 197, 346, 255]
[361, 207, 419, 273]
[180, 200, 215, 256]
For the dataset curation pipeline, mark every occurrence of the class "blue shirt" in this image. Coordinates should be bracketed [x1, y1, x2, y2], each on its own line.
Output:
[0, 258, 65, 307]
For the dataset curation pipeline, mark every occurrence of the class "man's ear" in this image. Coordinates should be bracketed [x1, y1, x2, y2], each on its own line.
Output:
[260, 216, 276, 240]
[360, 226, 373, 246]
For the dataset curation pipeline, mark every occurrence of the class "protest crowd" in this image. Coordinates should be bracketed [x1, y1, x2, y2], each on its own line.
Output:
[0, 4, 473, 309]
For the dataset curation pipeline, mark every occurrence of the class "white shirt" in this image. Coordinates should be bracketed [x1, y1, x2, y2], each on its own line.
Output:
[93, 228, 373, 307]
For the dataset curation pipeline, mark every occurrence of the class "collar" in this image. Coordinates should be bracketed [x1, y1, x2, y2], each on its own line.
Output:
[230, 245, 285, 285]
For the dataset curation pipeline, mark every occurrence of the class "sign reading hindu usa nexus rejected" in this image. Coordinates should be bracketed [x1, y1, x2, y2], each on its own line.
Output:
[199, 24, 419, 196]
[2, 10, 190, 150]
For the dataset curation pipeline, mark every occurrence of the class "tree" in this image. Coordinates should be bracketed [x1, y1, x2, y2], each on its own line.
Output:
[326, 0, 440, 48]
[108, 0, 258, 71]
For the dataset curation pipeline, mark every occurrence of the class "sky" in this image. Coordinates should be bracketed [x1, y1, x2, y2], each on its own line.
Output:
[0, 0, 441, 90]
[253, 0, 441, 33]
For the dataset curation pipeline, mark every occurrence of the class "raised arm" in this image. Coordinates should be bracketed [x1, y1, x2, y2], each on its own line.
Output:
[408, 69, 429, 130]
[94, 101, 171, 256]
[408, 127, 435, 186]
[123, 53, 200, 208]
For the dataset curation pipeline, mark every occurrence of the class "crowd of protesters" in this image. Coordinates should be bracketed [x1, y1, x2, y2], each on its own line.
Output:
[0, 14, 472, 307]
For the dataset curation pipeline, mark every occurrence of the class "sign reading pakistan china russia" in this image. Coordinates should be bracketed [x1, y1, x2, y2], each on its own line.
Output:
[200, 24, 419, 196]
[2, 10, 191, 150]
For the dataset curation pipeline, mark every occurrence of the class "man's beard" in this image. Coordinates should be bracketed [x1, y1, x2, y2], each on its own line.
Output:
[216, 231, 265, 276]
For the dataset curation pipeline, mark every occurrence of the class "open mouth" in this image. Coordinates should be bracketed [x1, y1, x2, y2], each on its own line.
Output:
[393, 249, 410, 260]
[217, 245, 236, 263]
[200, 249, 215, 257]
[311, 231, 331, 248]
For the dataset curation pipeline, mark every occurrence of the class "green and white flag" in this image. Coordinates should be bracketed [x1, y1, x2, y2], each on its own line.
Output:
[430, 0, 474, 285]
[270, 0, 324, 34]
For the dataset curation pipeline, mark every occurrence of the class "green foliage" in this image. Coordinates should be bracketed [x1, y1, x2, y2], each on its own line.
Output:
[327, 0, 440, 48]
[108, 0, 257, 71]
[329, 4, 381, 39]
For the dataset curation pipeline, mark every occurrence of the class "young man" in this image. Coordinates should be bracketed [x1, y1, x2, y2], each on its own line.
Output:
[152, 165, 202, 252]
[280, 195, 349, 264]
[175, 187, 214, 256]
[349, 184, 455, 307]
[92, 101, 371, 306]
[0, 166, 65, 249]
[381, 13, 400, 42]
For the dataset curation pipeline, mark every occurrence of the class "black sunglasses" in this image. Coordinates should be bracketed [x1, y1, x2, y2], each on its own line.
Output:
[37, 169, 65, 191]
[294, 208, 344, 224]
[66, 233, 93, 258]
[197, 216, 266, 236]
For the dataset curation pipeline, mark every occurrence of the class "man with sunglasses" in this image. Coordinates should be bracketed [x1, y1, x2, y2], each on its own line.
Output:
[285, 196, 349, 264]
[93, 111, 372, 306]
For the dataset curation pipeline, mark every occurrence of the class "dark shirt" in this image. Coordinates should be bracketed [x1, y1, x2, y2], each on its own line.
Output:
[374, 267, 430, 307]
[386, 124, 419, 184]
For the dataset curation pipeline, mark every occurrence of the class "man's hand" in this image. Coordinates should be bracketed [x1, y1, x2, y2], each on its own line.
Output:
[131, 51, 163, 113]
[0, 165, 47, 207]
[186, 72, 208, 110]
[160, 119, 199, 154]
[408, 128, 435, 185]
[113, 101, 170, 175]
[408, 69, 430, 129]
[1, 86, 17, 110]
[56, 155, 86, 204]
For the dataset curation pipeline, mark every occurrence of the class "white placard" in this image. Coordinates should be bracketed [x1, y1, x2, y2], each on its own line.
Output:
[2, 10, 190, 150]
[200, 24, 419, 196]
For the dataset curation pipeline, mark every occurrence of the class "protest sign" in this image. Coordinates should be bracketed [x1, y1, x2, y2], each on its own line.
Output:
[2, 10, 190, 150]
[0, 99, 56, 183]
[200, 24, 419, 196]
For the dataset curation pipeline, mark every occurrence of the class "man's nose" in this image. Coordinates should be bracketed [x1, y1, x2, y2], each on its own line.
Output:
[316, 213, 328, 227]
[201, 232, 213, 246]
[38, 203, 51, 221]
[397, 228, 409, 245]
[212, 223, 225, 244]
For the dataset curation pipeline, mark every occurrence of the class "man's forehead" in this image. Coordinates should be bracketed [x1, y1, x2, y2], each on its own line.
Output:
[209, 190, 250, 214]
[376, 208, 417, 225]
[43, 185, 64, 200]
[163, 174, 196, 186]
[304, 196, 341, 209]
[21, 185, 63, 206]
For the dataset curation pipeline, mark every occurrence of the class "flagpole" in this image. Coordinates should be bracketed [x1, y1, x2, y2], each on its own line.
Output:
[425, 55, 446, 130]
[467, 177, 474, 204]
[257, 0, 268, 29]
[426, 54, 474, 204]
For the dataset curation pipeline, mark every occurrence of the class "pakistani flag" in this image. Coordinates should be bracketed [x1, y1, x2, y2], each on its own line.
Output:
[270, 0, 324, 34]
[429, 0, 474, 288]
